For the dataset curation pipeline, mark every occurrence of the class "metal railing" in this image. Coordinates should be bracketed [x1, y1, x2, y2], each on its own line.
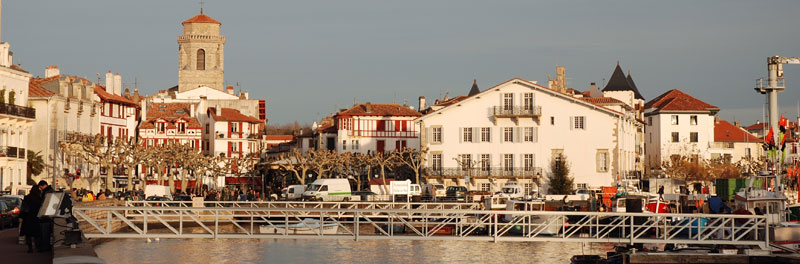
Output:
[73, 202, 770, 248]
[426, 167, 542, 179]
[0, 102, 35, 119]
[491, 106, 541, 117]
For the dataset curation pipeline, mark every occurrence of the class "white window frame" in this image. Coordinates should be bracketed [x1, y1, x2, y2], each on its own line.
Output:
[481, 127, 491, 142]
[503, 93, 514, 111]
[504, 154, 514, 171]
[671, 115, 679, 125]
[431, 153, 442, 171]
[524, 127, 534, 142]
[596, 150, 608, 172]
[480, 154, 490, 171]
[523, 154, 534, 171]
[573, 116, 585, 130]
[463, 127, 473, 142]
[432, 127, 442, 143]
[503, 127, 514, 142]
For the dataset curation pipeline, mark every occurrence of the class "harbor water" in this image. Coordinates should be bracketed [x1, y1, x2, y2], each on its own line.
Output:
[95, 238, 613, 263]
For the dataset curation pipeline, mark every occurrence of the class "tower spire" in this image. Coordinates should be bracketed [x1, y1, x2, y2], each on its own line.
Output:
[200, 0, 205, 14]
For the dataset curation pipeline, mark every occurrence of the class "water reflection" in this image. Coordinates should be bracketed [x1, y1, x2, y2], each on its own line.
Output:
[95, 238, 613, 264]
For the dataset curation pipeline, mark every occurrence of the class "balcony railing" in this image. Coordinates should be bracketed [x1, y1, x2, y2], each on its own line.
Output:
[425, 167, 542, 179]
[491, 106, 541, 118]
[0, 102, 35, 119]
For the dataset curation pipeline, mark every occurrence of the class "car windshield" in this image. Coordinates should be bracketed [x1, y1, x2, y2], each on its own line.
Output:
[307, 184, 322, 192]
[502, 188, 516, 194]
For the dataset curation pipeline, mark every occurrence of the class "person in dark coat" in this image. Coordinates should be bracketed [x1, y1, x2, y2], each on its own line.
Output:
[20, 186, 42, 253]
[38, 180, 54, 252]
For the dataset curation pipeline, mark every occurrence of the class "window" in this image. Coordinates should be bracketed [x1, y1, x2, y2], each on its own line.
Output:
[671, 132, 679, 143]
[352, 140, 359, 150]
[690, 132, 698, 143]
[690, 115, 698, 126]
[648, 117, 652, 126]
[190, 140, 196, 148]
[523, 183, 533, 194]
[524, 127, 535, 142]
[480, 127, 491, 142]
[523, 93, 534, 112]
[551, 116, 555, 125]
[503, 93, 514, 110]
[480, 154, 490, 171]
[463, 127, 473, 142]
[523, 154, 534, 171]
[197, 49, 206, 70]
[205, 124, 209, 134]
[432, 127, 442, 143]
[178, 122, 186, 134]
[157, 122, 166, 133]
[596, 150, 608, 172]
[504, 154, 514, 171]
[459, 154, 472, 169]
[480, 183, 491, 192]
[576, 183, 587, 190]
[745, 148, 751, 158]
[232, 143, 239, 152]
[503, 127, 514, 142]
[432, 154, 442, 171]
[146, 139, 154, 146]
[231, 122, 239, 133]
[342, 140, 347, 150]
[671, 115, 678, 125]
[793, 145, 798, 154]
[572, 116, 586, 130]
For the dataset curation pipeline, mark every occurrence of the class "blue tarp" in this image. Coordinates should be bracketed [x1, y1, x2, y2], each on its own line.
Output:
[708, 196, 730, 214]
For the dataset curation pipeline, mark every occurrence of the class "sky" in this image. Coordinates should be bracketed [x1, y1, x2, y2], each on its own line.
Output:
[4, 0, 800, 124]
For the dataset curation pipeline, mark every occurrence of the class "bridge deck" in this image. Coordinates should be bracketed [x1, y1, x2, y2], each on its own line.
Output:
[72, 201, 770, 248]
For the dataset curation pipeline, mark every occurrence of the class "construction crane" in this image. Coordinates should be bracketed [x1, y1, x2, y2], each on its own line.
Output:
[755, 56, 800, 191]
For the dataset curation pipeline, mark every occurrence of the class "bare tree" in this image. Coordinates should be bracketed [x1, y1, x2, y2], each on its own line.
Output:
[340, 152, 369, 191]
[117, 137, 148, 191]
[309, 149, 337, 178]
[370, 151, 398, 194]
[277, 150, 313, 185]
[398, 147, 428, 184]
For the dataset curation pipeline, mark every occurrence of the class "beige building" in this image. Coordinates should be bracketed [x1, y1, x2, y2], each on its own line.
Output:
[28, 67, 102, 190]
[0, 51, 35, 195]
[178, 13, 225, 93]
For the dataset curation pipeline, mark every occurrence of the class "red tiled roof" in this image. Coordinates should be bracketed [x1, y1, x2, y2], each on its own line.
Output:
[28, 82, 54, 97]
[266, 135, 294, 141]
[9, 64, 28, 73]
[645, 89, 719, 113]
[143, 103, 201, 128]
[715, 120, 763, 143]
[337, 103, 422, 117]
[744, 122, 768, 131]
[580, 97, 633, 111]
[209, 107, 261, 123]
[94, 86, 136, 106]
[182, 14, 221, 25]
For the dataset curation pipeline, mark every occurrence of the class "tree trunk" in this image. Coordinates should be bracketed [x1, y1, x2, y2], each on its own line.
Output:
[380, 165, 388, 194]
[105, 164, 114, 192]
[168, 168, 175, 193]
[415, 170, 420, 185]
[127, 166, 135, 191]
[180, 169, 188, 195]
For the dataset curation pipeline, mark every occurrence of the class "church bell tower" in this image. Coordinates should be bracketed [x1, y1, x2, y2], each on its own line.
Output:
[178, 12, 225, 92]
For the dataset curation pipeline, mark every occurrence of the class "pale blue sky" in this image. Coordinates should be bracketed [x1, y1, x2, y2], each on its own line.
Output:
[5, 0, 800, 124]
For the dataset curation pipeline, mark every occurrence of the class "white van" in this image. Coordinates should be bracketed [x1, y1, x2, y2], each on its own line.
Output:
[410, 184, 422, 197]
[302, 179, 352, 201]
[144, 185, 172, 199]
[284, 185, 306, 200]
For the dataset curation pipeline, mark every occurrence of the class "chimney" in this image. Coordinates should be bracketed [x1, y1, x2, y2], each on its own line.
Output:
[132, 89, 140, 103]
[590, 82, 597, 90]
[199, 96, 208, 117]
[365, 102, 372, 113]
[45, 65, 60, 78]
[140, 102, 147, 122]
[113, 73, 122, 96]
[226, 86, 234, 95]
[715, 115, 720, 124]
[418, 96, 426, 111]
[190, 103, 196, 117]
[124, 88, 130, 98]
[215, 105, 221, 116]
[239, 92, 248, 99]
[105, 71, 113, 91]
[735, 121, 740, 127]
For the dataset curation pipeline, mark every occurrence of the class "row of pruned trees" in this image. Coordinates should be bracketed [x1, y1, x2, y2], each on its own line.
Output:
[274, 147, 428, 191]
[59, 134, 257, 193]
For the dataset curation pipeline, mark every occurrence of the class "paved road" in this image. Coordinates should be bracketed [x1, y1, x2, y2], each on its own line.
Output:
[0, 228, 51, 264]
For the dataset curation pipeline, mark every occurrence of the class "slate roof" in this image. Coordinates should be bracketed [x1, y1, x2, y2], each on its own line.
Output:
[94, 86, 137, 106]
[715, 120, 763, 143]
[644, 89, 719, 113]
[468, 79, 480, 96]
[603, 64, 644, 100]
[28, 81, 54, 97]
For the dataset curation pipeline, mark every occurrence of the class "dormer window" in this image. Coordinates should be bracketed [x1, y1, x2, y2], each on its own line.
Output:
[178, 122, 186, 133]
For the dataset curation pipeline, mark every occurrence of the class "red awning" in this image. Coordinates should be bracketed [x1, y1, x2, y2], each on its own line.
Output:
[225, 177, 262, 185]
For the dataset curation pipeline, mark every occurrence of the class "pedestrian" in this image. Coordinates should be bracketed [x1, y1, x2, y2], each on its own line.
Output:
[38, 180, 54, 252]
[657, 185, 664, 200]
[20, 186, 42, 253]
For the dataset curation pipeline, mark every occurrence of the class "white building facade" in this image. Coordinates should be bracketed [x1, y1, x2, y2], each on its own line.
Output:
[417, 78, 641, 193]
[326, 103, 421, 154]
[644, 89, 719, 172]
[0, 49, 34, 195]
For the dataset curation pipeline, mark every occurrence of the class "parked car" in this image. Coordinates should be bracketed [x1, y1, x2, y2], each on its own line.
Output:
[0, 202, 13, 229]
[446, 186, 468, 201]
[0, 196, 22, 225]
[145, 196, 172, 206]
[170, 195, 192, 206]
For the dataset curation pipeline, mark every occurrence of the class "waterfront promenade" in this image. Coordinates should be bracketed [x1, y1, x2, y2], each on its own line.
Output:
[0, 229, 51, 264]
